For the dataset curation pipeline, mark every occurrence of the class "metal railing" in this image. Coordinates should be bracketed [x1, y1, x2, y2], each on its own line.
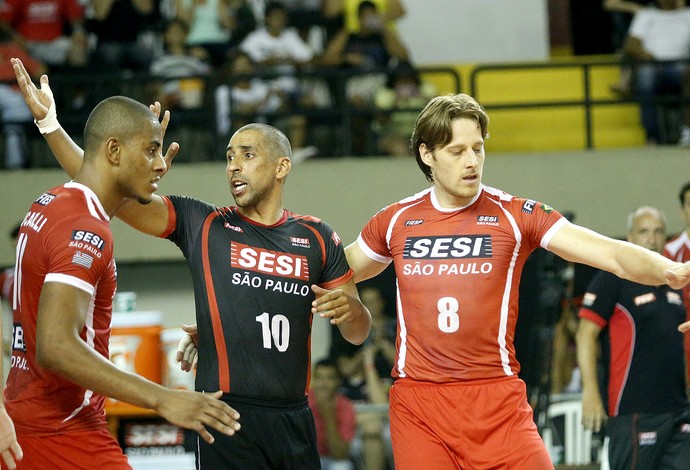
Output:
[469, 58, 690, 149]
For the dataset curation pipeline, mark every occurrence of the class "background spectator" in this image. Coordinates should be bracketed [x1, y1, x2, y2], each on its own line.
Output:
[0, 0, 88, 69]
[308, 358, 357, 470]
[0, 33, 46, 169]
[175, 0, 235, 67]
[621, 0, 690, 145]
[372, 60, 436, 157]
[87, 0, 162, 72]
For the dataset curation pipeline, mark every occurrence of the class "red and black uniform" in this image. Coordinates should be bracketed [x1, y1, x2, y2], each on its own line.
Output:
[357, 185, 565, 469]
[161, 195, 352, 469]
[663, 231, 690, 386]
[4, 182, 129, 469]
[579, 272, 690, 470]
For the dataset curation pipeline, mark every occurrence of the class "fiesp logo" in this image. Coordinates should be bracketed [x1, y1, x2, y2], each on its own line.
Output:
[231, 242, 310, 280]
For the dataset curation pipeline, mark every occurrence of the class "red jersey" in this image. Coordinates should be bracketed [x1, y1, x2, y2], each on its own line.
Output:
[5, 182, 116, 436]
[0, 0, 84, 41]
[358, 185, 566, 383]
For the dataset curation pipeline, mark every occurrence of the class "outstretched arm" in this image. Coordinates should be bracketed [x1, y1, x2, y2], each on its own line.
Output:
[12, 57, 179, 237]
[548, 223, 687, 288]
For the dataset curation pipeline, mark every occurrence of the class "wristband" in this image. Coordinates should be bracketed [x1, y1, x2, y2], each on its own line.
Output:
[34, 82, 60, 134]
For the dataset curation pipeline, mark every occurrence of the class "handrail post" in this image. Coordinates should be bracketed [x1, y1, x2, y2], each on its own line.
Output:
[582, 63, 594, 150]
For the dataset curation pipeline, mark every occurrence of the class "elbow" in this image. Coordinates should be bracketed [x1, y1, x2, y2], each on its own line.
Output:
[35, 341, 64, 373]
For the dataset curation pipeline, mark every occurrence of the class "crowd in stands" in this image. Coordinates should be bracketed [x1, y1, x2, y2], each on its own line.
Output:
[1, 0, 689, 170]
[0, 0, 434, 169]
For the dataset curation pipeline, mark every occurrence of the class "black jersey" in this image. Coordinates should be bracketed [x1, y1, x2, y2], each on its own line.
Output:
[162, 196, 353, 402]
[579, 271, 688, 416]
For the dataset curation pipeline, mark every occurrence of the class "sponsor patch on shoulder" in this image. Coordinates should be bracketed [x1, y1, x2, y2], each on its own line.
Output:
[522, 199, 536, 213]
[332, 231, 341, 246]
[72, 251, 94, 269]
[291, 236, 311, 248]
[582, 292, 596, 306]
[34, 193, 57, 206]
[540, 203, 554, 213]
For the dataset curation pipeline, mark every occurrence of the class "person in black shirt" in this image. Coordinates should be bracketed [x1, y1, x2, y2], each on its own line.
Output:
[577, 206, 690, 470]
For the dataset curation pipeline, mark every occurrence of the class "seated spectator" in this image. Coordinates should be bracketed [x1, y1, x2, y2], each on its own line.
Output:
[372, 61, 436, 156]
[88, 0, 161, 72]
[603, 0, 655, 96]
[0, 0, 88, 69]
[240, 2, 317, 109]
[622, 0, 690, 146]
[0, 33, 46, 169]
[175, 0, 236, 67]
[149, 19, 212, 111]
[227, 0, 259, 49]
[322, 0, 405, 37]
[215, 50, 317, 162]
[308, 358, 357, 470]
[334, 285, 394, 470]
[319, 0, 409, 154]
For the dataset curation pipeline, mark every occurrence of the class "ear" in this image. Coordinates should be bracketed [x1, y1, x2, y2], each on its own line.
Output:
[105, 138, 121, 165]
[419, 143, 434, 167]
[276, 156, 291, 180]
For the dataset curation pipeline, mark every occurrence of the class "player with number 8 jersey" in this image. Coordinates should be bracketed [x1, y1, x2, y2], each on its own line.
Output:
[358, 185, 565, 382]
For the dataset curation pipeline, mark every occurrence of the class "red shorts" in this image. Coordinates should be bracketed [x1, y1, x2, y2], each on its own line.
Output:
[2, 427, 131, 470]
[389, 376, 553, 470]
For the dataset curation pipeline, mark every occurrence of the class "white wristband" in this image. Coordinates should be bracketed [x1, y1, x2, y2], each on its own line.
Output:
[34, 82, 60, 134]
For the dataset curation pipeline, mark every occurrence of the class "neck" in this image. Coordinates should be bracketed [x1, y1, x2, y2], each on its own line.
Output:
[73, 164, 123, 217]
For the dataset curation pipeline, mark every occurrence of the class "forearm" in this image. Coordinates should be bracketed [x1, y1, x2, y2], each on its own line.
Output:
[611, 241, 676, 285]
[40, 335, 168, 411]
[576, 332, 601, 397]
[337, 301, 371, 345]
[364, 366, 388, 404]
[44, 128, 84, 178]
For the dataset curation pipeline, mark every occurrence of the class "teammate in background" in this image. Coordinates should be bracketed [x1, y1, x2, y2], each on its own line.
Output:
[0, 88, 240, 469]
[663, 180, 690, 386]
[344, 93, 690, 469]
[11, 58, 371, 469]
[577, 206, 690, 470]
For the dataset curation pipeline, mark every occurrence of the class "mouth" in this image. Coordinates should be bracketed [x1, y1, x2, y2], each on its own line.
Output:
[231, 179, 247, 195]
[150, 177, 160, 192]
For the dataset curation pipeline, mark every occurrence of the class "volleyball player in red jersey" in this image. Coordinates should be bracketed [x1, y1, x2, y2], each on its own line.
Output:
[0, 89, 240, 470]
[10, 58, 371, 469]
[345, 93, 690, 469]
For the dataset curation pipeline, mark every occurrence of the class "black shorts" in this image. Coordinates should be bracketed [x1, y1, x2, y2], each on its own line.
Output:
[607, 408, 690, 470]
[195, 395, 320, 470]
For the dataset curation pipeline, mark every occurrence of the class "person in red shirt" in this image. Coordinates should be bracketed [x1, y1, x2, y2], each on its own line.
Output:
[308, 358, 357, 470]
[0, 0, 87, 67]
[1, 60, 241, 470]
[0, 35, 45, 168]
[344, 93, 690, 469]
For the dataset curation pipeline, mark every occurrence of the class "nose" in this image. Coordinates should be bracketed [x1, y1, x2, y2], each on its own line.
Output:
[465, 150, 479, 167]
[154, 152, 167, 173]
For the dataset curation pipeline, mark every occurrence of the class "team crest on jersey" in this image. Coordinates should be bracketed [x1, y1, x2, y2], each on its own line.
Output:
[34, 192, 57, 206]
[666, 291, 682, 305]
[633, 292, 656, 306]
[476, 215, 498, 226]
[522, 199, 536, 214]
[290, 236, 311, 248]
[540, 203, 554, 214]
[224, 222, 243, 233]
[404, 219, 424, 226]
[639, 432, 657, 446]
